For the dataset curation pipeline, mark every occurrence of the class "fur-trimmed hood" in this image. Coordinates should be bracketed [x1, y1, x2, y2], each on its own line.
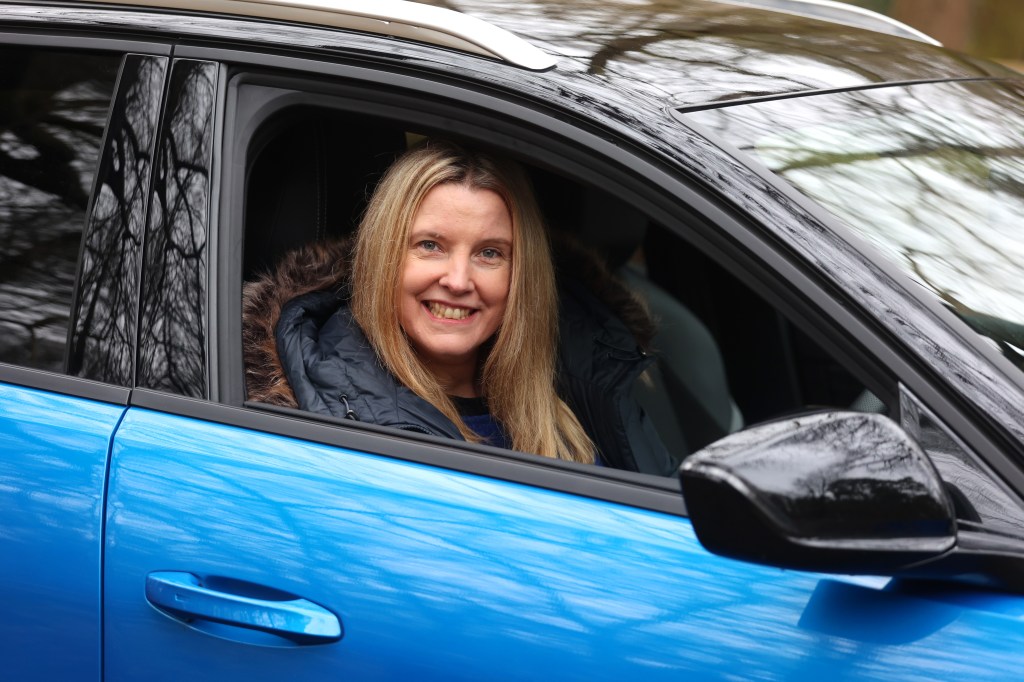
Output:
[243, 237, 355, 408]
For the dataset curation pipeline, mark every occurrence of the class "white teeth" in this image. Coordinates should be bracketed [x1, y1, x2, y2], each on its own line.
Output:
[428, 302, 471, 320]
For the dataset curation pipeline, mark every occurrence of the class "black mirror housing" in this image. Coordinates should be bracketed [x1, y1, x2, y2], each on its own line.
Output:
[679, 411, 956, 575]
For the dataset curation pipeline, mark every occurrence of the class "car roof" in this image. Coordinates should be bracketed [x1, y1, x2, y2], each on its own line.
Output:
[7, 0, 1017, 110]
[436, 0, 1016, 109]
[91, 0, 558, 69]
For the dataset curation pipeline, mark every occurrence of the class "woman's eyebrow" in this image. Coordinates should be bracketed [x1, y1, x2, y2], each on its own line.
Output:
[483, 237, 513, 247]
[408, 229, 444, 240]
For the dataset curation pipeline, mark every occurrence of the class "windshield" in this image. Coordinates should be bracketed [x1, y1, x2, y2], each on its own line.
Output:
[679, 79, 1024, 373]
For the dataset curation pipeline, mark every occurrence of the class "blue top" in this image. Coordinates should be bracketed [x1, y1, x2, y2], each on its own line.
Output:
[451, 396, 512, 449]
[452, 397, 601, 463]
[460, 412, 512, 450]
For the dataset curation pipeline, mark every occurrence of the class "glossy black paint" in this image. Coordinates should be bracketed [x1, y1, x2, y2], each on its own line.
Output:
[680, 411, 957, 574]
[433, 0, 1013, 107]
[70, 54, 168, 385]
[137, 59, 217, 398]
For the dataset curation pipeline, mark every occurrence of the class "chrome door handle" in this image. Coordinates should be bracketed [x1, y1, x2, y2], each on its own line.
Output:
[145, 571, 343, 645]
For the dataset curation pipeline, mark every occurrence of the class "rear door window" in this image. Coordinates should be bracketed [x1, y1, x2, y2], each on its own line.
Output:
[0, 45, 119, 372]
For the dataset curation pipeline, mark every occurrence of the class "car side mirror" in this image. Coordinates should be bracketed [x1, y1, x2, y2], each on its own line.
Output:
[679, 411, 956, 575]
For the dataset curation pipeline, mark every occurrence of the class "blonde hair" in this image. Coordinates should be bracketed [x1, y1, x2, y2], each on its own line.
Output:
[351, 139, 594, 463]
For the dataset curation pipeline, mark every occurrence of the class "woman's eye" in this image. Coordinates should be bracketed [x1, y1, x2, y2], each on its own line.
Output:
[417, 240, 439, 251]
[480, 247, 502, 260]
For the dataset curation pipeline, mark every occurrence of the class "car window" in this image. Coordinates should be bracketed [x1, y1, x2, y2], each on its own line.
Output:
[66, 54, 168, 387]
[679, 80, 1024, 374]
[536, 183, 882, 456]
[0, 45, 120, 373]
[237, 100, 886, 472]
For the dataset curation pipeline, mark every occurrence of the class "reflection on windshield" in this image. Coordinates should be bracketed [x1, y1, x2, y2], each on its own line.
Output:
[680, 79, 1024, 371]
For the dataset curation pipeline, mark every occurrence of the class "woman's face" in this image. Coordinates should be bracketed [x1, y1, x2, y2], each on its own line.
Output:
[399, 182, 513, 394]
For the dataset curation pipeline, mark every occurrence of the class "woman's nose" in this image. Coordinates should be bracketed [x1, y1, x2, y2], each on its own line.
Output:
[439, 256, 473, 293]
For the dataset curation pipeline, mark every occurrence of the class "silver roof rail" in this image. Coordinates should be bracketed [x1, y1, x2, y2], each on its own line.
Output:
[721, 0, 942, 46]
[95, 0, 558, 70]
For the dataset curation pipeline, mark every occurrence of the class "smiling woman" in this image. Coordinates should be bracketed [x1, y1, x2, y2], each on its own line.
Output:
[243, 138, 672, 471]
[348, 140, 594, 459]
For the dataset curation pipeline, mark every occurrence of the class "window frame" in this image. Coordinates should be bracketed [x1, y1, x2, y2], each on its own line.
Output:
[174, 41, 1021, 513]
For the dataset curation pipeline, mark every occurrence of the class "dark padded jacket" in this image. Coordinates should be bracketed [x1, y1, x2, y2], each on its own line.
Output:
[242, 237, 674, 474]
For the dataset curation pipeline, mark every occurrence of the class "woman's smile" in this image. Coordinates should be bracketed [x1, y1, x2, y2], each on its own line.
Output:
[425, 301, 477, 321]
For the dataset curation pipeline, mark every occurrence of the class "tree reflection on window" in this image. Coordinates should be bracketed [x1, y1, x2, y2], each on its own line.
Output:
[0, 47, 119, 372]
[137, 60, 217, 398]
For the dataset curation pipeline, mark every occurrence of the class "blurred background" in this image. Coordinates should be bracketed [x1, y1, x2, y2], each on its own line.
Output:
[841, 0, 1023, 70]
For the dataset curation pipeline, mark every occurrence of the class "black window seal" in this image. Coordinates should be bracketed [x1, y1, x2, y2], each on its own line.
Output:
[216, 61, 897, 476]
[0, 363, 130, 406]
[0, 29, 172, 56]
[215, 65, 894, 410]
[211, 67, 894, 508]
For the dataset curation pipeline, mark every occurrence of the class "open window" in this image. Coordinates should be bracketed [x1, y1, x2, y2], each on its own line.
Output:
[243, 107, 407, 280]
[231, 75, 890, 475]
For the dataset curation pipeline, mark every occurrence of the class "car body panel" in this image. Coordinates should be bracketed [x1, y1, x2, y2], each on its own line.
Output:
[102, 407, 1024, 680]
[0, 381, 125, 680]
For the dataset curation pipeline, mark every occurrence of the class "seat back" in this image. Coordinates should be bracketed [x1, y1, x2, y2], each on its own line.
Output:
[244, 110, 407, 279]
[574, 185, 743, 457]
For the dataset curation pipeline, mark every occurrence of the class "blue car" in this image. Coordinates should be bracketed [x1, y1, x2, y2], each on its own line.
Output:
[3, 0, 1024, 679]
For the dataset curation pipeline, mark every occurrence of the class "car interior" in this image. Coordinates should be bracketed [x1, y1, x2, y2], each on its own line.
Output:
[241, 106, 880, 473]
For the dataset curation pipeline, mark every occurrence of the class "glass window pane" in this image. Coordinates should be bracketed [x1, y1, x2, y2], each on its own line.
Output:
[0, 46, 120, 372]
[679, 80, 1024, 373]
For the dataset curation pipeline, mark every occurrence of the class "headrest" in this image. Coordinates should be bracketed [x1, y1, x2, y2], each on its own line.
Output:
[579, 185, 648, 270]
[529, 166, 648, 271]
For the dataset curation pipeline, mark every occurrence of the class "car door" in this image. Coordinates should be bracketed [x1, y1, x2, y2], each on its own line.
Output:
[0, 38, 167, 679]
[103, 407, 1024, 680]
[99, 38, 1024, 680]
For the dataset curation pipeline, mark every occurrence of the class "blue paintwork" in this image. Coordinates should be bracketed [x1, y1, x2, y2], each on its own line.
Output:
[104, 409, 1024, 680]
[0, 381, 125, 681]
